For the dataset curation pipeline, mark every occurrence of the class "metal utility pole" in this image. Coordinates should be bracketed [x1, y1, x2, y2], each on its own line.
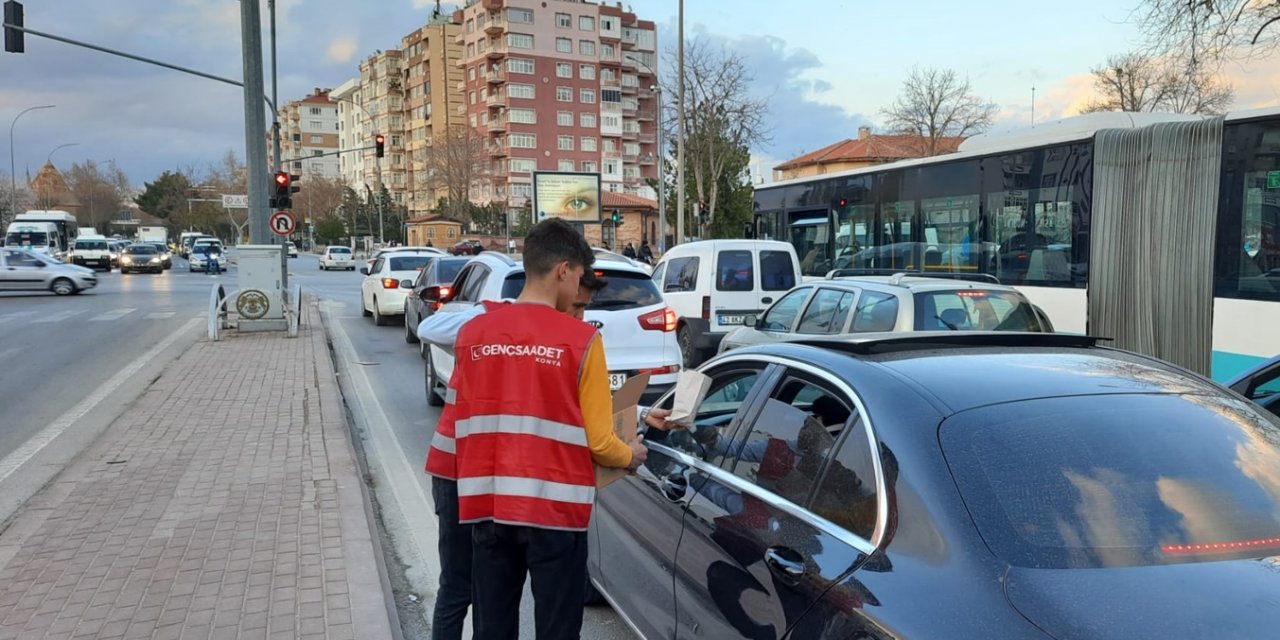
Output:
[8, 104, 53, 222]
[269, 0, 281, 174]
[655, 84, 666, 254]
[675, 0, 685, 246]
[239, 0, 269, 244]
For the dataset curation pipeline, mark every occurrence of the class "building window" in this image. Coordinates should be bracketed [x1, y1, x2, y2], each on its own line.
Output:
[579, 40, 596, 56]
[507, 33, 534, 49]
[467, 42, 475, 57]
[447, 227, 456, 239]
[580, 89, 596, 104]
[310, 135, 324, 144]
[312, 150, 323, 156]
[310, 162, 324, 172]
[601, 17, 616, 32]
[603, 139, 616, 152]
[603, 114, 621, 128]
[292, 161, 302, 169]
[580, 113, 597, 128]
[469, 66, 476, 81]
[557, 111, 574, 126]
[427, 227, 436, 239]
[507, 7, 534, 23]
[604, 159, 620, 175]
[581, 160, 597, 173]
[309, 120, 323, 129]
[508, 83, 535, 99]
[556, 62, 573, 78]
[556, 37, 572, 53]
[391, 134, 402, 146]
[556, 87, 573, 102]
[558, 135, 575, 151]
[509, 133, 537, 148]
[309, 107, 322, 115]
[510, 158, 536, 173]
[601, 67, 616, 82]
[507, 58, 534, 74]
[469, 114, 477, 127]
[508, 108, 536, 124]
[602, 89, 622, 103]
[559, 160, 575, 172]
[555, 12, 571, 28]
[466, 19, 474, 33]
[601, 43, 616, 59]
[581, 137, 597, 152]
[579, 64, 595, 80]
[579, 15, 596, 31]
[469, 90, 476, 104]
[512, 183, 533, 199]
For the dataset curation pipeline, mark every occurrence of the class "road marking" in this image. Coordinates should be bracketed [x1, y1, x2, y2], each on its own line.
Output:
[145, 312, 176, 320]
[0, 311, 38, 323]
[90, 308, 137, 322]
[0, 317, 202, 485]
[31, 310, 82, 323]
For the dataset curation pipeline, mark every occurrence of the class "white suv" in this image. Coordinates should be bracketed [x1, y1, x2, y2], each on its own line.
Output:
[425, 251, 681, 404]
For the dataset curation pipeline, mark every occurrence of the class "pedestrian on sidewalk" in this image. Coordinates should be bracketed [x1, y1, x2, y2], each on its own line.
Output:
[451, 219, 645, 640]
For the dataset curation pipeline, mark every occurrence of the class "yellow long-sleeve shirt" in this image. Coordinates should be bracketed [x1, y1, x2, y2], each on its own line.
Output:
[578, 334, 633, 469]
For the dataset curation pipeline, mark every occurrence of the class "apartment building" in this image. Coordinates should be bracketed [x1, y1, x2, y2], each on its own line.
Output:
[401, 17, 466, 217]
[331, 78, 368, 191]
[275, 88, 341, 179]
[453, 0, 659, 216]
[349, 49, 408, 207]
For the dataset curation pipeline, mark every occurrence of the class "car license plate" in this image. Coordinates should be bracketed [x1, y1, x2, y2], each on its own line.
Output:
[609, 373, 628, 390]
[718, 314, 744, 325]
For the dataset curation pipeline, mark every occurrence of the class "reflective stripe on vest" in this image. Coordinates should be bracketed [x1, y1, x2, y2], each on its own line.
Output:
[458, 475, 595, 506]
[455, 414, 588, 447]
[430, 430, 455, 454]
[445, 387, 457, 404]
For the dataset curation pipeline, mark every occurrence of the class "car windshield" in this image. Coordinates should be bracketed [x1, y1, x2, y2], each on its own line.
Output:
[388, 255, 431, 271]
[500, 270, 662, 309]
[943, 393, 1280, 569]
[913, 289, 1045, 331]
[75, 240, 107, 250]
[125, 245, 156, 254]
[6, 231, 48, 245]
[329, 247, 351, 255]
[194, 244, 222, 255]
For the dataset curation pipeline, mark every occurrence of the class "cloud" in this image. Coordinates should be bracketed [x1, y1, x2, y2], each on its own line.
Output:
[327, 37, 359, 64]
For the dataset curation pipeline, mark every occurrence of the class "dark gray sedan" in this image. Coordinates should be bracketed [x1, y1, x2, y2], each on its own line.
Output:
[403, 256, 470, 348]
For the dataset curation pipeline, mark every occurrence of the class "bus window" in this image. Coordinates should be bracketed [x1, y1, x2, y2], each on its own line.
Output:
[921, 194, 980, 273]
[835, 204, 875, 271]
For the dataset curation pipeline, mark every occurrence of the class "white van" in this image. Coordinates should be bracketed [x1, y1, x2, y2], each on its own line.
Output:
[71, 236, 113, 271]
[650, 239, 802, 367]
[4, 221, 63, 259]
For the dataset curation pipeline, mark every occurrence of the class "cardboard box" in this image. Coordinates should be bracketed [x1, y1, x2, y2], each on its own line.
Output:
[595, 372, 650, 489]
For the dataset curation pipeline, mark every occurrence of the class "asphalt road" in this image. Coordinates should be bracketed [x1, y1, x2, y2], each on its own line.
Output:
[295, 252, 636, 640]
[0, 255, 219, 524]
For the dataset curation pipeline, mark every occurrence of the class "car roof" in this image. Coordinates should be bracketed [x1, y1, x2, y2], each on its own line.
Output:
[658, 239, 795, 259]
[817, 274, 1022, 294]
[727, 333, 1222, 414]
[468, 251, 651, 277]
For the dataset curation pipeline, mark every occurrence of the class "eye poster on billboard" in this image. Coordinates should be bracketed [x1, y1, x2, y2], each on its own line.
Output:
[533, 172, 602, 224]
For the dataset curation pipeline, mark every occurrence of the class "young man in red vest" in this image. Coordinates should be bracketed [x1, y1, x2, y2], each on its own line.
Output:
[418, 271, 608, 640]
[451, 218, 647, 639]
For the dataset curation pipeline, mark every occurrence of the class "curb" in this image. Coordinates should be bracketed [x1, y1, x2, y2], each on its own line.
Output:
[310, 299, 406, 640]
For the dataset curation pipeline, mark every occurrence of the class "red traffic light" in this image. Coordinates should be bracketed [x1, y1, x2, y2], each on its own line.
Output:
[274, 171, 290, 189]
[374, 134, 386, 158]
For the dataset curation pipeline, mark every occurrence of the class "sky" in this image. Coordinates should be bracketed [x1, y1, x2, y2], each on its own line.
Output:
[2, 0, 1277, 189]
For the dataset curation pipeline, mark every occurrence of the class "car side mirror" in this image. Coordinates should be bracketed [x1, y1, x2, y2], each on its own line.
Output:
[400, 279, 415, 289]
[359, 267, 369, 276]
[743, 314, 759, 329]
[420, 285, 441, 303]
[36, 261, 47, 268]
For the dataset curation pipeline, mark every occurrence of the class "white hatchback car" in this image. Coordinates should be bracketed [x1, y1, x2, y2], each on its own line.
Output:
[360, 250, 437, 325]
[320, 246, 355, 270]
[425, 251, 681, 404]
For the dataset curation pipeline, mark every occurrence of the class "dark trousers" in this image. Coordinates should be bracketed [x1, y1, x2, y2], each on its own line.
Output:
[431, 477, 473, 640]
[471, 521, 587, 640]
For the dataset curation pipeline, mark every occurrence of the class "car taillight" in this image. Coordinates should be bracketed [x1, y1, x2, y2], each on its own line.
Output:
[701, 296, 711, 321]
[639, 307, 678, 332]
[637, 364, 681, 375]
[381, 278, 399, 289]
[439, 286, 452, 298]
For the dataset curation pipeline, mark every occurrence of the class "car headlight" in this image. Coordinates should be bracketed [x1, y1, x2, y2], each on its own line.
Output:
[120, 256, 132, 264]
[150, 257, 160, 263]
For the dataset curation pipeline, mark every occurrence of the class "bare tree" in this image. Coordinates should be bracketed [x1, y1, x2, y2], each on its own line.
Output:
[881, 67, 997, 156]
[0, 174, 34, 225]
[1081, 52, 1232, 115]
[294, 175, 347, 222]
[66, 160, 130, 230]
[423, 124, 489, 221]
[668, 38, 770, 234]
[1138, 0, 1280, 64]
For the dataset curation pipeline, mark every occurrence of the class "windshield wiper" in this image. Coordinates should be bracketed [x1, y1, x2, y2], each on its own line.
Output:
[935, 314, 960, 331]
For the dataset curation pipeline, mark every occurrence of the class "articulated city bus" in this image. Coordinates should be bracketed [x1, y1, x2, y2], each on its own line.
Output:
[753, 107, 1280, 380]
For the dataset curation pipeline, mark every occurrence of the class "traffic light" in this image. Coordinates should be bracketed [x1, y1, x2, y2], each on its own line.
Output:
[375, 134, 385, 158]
[271, 171, 292, 209]
[611, 209, 620, 224]
[3, 1, 24, 54]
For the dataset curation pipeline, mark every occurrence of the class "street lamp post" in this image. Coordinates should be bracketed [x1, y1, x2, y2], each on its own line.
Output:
[42, 142, 79, 209]
[8, 104, 56, 222]
[624, 53, 667, 254]
[334, 96, 384, 246]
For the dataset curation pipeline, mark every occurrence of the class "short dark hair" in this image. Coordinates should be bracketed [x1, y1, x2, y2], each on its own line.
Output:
[523, 218, 594, 277]
[579, 270, 608, 292]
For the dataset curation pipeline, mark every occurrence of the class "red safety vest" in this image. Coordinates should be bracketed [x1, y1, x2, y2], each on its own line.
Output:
[425, 300, 510, 481]
[452, 303, 599, 531]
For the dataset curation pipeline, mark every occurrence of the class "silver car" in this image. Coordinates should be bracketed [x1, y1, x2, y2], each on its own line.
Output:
[719, 272, 1055, 353]
[0, 247, 97, 295]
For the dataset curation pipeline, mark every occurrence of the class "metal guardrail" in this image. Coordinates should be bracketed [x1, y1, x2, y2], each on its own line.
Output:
[208, 283, 230, 341]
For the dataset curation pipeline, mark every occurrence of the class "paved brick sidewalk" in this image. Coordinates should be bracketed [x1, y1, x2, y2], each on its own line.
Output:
[0, 304, 396, 640]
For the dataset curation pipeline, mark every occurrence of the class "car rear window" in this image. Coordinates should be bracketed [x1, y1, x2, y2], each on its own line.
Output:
[913, 289, 1045, 332]
[716, 250, 754, 291]
[435, 259, 468, 284]
[389, 256, 431, 271]
[760, 250, 797, 291]
[499, 270, 662, 310]
[76, 240, 107, 250]
[328, 247, 352, 254]
[126, 245, 156, 254]
[942, 393, 1280, 569]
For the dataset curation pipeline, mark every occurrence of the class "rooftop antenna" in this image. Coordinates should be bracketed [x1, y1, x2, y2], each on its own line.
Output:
[1031, 85, 1036, 127]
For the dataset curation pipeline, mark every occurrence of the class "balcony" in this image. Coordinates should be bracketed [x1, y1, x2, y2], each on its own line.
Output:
[637, 109, 656, 122]
[639, 133, 656, 144]
[623, 152, 639, 163]
[487, 117, 507, 132]
[485, 42, 508, 59]
[484, 17, 505, 35]
[622, 128, 638, 140]
[456, 81, 467, 92]
[621, 81, 639, 94]
[482, 0, 505, 9]
[622, 105, 638, 117]
[486, 69, 507, 84]
[488, 141, 507, 157]
[486, 91, 507, 107]
[639, 154, 656, 166]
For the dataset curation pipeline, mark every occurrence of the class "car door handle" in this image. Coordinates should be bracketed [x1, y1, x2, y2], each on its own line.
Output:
[764, 546, 806, 580]
[661, 474, 687, 501]
[762, 297, 773, 304]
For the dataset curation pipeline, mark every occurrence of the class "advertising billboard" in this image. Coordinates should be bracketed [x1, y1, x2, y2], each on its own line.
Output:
[533, 172, 602, 224]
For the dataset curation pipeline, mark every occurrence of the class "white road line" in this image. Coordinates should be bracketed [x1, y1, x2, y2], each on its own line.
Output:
[90, 308, 137, 322]
[145, 312, 176, 320]
[0, 317, 202, 485]
[31, 310, 82, 324]
[0, 311, 38, 323]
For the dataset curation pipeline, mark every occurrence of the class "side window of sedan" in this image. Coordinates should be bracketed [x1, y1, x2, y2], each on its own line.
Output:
[650, 365, 766, 466]
[760, 287, 810, 331]
[456, 266, 490, 302]
[371, 258, 385, 274]
[797, 288, 856, 334]
[810, 406, 880, 542]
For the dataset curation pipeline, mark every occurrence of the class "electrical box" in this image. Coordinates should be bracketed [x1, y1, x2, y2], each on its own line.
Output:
[236, 244, 285, 322]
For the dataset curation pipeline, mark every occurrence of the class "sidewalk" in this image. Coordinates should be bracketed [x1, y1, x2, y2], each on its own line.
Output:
[0, 302, 396, 640]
